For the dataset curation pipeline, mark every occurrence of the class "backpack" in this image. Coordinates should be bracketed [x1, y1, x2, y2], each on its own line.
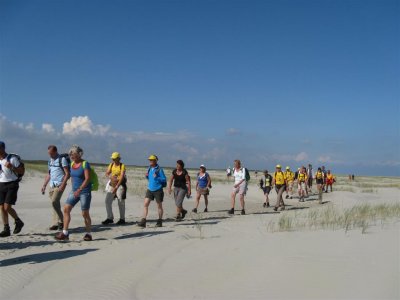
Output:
[71, 161, 99, 191]
[49, 153, 71, 174]
[108, 163, 127, 185]
[6, 154, 25, 182]
[147, 166, 167, 188]
[243, 168, 250, 181]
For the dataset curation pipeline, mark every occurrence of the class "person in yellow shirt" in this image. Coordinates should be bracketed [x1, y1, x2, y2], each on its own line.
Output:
[284, 166, 295, 199]
[326, 170, 335, 193]
[102, 152, 127, 225]
[315, 167, 324, 204]
[297, 167, 308, 202]
[272, 165, 287, 211]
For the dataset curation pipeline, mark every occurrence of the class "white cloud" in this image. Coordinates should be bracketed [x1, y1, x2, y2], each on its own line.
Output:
[318, 156, 332, 163]
[226, 128, 241, 136]
[270, 152, 309, 163]
[42, 123, 55, 133]
[62, 116, 110, 136]
[295, 152, 308, 162]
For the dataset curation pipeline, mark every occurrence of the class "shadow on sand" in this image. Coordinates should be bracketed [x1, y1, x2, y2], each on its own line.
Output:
[114, 230, 173, 240]
[0, 248, 98, 267]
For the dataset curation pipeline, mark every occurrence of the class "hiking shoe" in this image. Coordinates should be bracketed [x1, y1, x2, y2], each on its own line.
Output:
[0, 226, 10, 237]
[13, 219, 24, 234]
[181, 209, 187, 219]
[263, 202, 267, 208]
[203, 208, 208, 213]
[192, 208, 197, 213]
[83, 233, 92, 241]
[175, 215, 182, 222]
[49, 225, 59, 231]
[155, 219, 163, 227]
[55, 232, 69, 241]
[137, 218, 146, 228]
[285, 195, 289, 199]
[241, 209, 245, 215]
[102, 218, 114, 225]
[228, 208, 234, 215]
[280, 206, 286, 211]
[58, 223, 64, 230]
[273, 207, 278, 212]
[267, 202, 270, 207]
[116, 219, 126, 225]
[289, 196, 293, 199]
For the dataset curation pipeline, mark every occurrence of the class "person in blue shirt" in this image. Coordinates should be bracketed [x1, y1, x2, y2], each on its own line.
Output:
[41, 145, 70, 231]
[55, 145, 93, 241]
[138, 154, 166, 228]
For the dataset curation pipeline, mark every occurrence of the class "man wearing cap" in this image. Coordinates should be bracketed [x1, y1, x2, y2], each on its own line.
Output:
[272, 164, 287, 211]
[259, 170, 273, 208]
[0, 141, 25, 237]
[284, 166, 295, 199]
[138, 155, 167, 228]
[102, 152, 127, 225]
[41, 145, 70, 230]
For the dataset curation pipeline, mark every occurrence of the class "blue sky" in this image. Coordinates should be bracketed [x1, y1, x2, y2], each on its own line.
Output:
[1, 0, 399, 175]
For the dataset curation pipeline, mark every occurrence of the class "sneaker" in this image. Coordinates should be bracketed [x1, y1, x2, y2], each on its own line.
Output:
[192, 208, 197, 213]
[55, 232, 69, 241]
[137, 218, 146, 228]
[263, 202, 267, 208]
[155, 219, 163, 227]
[181, 209, 187, 219]
[116, 219, 126, 225]
[175, 215, 182, 222]
[49, 225, 59, 231]
[228, 208, 234, 215]
[267, 202, 270, 207]
[203, 208, 208, 213]
[102, 218, 114, 225]
[241, 209, 245, 215]
[0, 226, 11, 237]
[273, 207, 278, 212]
[83, 233, 92, 241]
[13, 219, 24, 234]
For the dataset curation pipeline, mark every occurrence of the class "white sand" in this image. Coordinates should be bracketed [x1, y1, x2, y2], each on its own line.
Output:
[0, 173, 399, 300]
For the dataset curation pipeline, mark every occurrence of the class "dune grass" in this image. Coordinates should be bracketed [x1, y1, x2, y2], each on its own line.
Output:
[268, 203, 400, 234]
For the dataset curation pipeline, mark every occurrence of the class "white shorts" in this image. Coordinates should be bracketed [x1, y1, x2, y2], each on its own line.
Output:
[298, 182, 306, 191]
[232, 182, 248, 196]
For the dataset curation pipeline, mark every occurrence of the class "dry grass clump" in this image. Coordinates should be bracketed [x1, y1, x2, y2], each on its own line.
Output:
[268, 203, 400, 234]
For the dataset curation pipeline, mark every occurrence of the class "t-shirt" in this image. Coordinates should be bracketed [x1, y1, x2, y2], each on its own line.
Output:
[108, 163, 126, 180]
[197, 172, 209, 188]
[172, 169, 188, 189]
[298, 172, 307, 182]
[260, 174, 273, 187]
[285, 171, 295, 182]
[233, 168, 245, 184]
[0, 155, 20, 183]
[274, 171, 286, 185]
[70, 161, 92, 193]
[48, 155, 68, 187]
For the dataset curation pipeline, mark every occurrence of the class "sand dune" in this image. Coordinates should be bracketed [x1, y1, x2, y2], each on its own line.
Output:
[0, 172, 399, 300]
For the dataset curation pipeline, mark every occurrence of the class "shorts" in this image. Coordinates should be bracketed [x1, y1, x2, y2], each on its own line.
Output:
[174, 187, 187, 207]
[262, 186, 272, 194]
[145, 188, 164, 202]
[307, 178, 313, 186]
[0, 181, 19, 205]
[232, 181, 248, 196]
[298, 182, 306, 191]
[197, 187, 209, 195]
[316, 179, 324, 185]
[65, 191, 92, 211]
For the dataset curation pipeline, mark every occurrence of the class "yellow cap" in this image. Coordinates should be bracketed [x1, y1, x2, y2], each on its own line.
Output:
[286, 166, 290, 170]
[276, 164, 281, 168]
[111, 152, 120, 159]
[148, 154, 158, 161]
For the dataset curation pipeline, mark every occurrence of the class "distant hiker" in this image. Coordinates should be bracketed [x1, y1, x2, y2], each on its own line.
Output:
[168, 160, 191, 221]
[102, 152, 127, 225]
[228, 160, 249, 215]
[273, 164, 287, 211]
[321, 166, 328, 192]
[284, 166, 295, 199]
[306, 164, 314, 194]
[297, 167, 308, 202]
[0, 141, 25, 237]
[326, 170, 335, 192]
[137, 155, 167, 228]
[226, 166, 232, 179]
[315, 167, 324, 204]
[55, 145, 93, 241]
[193, 164, 211, 213]
[41, 145, 70, 231]
[259, 170, 273, 207]
[352, 174, 355, 181]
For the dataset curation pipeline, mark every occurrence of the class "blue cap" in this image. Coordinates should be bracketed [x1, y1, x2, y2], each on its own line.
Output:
[0, 141, 5, 149]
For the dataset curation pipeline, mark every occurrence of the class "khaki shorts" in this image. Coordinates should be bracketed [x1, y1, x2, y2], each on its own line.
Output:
[232, 182, 248, 196]
[197, 187, 209, 195]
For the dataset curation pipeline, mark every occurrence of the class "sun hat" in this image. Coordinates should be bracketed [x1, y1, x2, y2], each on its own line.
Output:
[286, 166, 290, 170]
[148, 154, 158, 161]
[276, 164, 281, 168]
[111, 152, 120, 159]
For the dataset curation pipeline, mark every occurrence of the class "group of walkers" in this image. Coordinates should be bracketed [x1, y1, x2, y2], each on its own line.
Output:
[258, 164, 336, 211]
[0, 141, 335, 241]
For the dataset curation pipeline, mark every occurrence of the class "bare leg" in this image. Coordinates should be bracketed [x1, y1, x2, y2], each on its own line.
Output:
[63, 205, 73, 230]
[231, 192, 236, 209]
[156, 201, 163, 219]
[240, 194, 245, 210]
[195, 194, 201, 209]
[204, 195, 208, 208]
[142, 198, 151, 219]
[82, 210, 91, 232]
